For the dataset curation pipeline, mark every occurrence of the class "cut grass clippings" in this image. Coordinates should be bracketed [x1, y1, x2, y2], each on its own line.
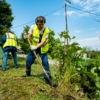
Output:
[0, 57, 83, 100]
[0, 57, 62, 100]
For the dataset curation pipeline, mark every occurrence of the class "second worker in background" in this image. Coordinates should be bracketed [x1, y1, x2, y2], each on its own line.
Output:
[0, 30, 18, 71]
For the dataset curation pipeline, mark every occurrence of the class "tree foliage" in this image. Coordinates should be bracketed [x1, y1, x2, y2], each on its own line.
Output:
[0, 0, 14, 40]
[48, 30, 55, 54]
[51, 31, 100, 99]
[20, 25, 30, 53]
[51, 30, 81, 74]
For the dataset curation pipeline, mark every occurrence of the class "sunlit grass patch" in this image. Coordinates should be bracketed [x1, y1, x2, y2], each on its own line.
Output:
[0, 57, 84, 100]
[0, 57, 62, 100]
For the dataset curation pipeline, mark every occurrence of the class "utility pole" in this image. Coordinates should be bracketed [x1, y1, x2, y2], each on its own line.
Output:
[99, 34, 100, 40]
[65, 0, 71, 48]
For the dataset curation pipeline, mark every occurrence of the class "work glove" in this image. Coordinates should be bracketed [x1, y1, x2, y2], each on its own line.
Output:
[23, 34, 28, 39]
[30, 45, 37, 50]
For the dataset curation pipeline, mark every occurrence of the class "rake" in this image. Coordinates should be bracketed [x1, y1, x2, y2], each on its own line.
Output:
[24, 31, 55, 88]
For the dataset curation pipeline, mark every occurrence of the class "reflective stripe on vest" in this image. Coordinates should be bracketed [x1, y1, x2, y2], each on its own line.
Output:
[43, 71, 50, 73]
[32, 25, 50, 54]
[3, 33, 17, 49]
[41, 40, 49, 47]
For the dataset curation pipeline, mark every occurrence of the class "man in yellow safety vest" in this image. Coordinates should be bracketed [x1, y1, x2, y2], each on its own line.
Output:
[22, 16, 56, 86]
[0, 30, 18, 71]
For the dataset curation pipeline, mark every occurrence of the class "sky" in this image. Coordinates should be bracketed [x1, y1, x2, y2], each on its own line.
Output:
[5, 0, 100, 51]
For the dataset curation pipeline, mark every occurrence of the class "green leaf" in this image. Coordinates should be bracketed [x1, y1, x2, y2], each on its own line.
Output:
[96, 82, 100, 88]
[39, 88, 46, 92]
[0, 47, 3, 61]
[72, 36, 76, 39]
[91, 67, 96, 74]
[75, 85, 80, 91]
[64, 34, 71, 40]
[71, 42, 80, 46]
[66, 46, 81, 55]
[80, 69, 96, 82]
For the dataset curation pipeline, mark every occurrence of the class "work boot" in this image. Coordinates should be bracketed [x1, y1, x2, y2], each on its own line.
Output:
[21, 74, 29, 77]
[46, 81, 57, 88]
[26, 69, 31, 76]
[49, 75, 52, 79]
[1, 69, 6, 71]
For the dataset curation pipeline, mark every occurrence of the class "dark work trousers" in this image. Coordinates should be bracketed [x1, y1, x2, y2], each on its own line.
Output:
[26, 49, 50, 83]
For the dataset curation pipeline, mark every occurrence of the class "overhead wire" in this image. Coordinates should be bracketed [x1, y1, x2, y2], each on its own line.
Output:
[66, 4, 100, 16]
[11, 5, 100, 29]
[94, 18, 100, 23]
[12, 5, 65, 29]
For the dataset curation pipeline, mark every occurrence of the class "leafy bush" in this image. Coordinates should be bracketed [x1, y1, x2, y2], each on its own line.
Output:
[51, 30, 100, 99]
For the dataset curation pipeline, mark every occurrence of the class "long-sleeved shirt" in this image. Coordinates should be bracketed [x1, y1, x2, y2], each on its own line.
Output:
[0, 34, 17, 52]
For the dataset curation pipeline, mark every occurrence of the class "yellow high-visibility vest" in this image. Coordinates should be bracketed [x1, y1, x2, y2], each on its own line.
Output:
[32, 25, 50, 54]
[9, 52, 11, 55]
[3, 33, 17, 49]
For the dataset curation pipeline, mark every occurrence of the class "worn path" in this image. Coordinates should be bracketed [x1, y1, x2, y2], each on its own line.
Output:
[17, 54, 59, 65]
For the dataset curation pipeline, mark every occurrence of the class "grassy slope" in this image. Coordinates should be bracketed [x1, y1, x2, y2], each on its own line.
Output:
[0, 57, 85, 100]
[0, 57, 63, 100]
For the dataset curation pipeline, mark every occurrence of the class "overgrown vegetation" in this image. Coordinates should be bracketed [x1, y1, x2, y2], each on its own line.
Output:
[0, 57, 81, 100]
[1, 0, 100, 99]
[1, 30, 100, 99]
[51, 30, 100, 100]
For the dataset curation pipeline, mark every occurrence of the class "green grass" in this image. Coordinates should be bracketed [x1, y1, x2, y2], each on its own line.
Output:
[47, 54, 59, 62]
[0, 57, 63, 100]
[0, 57, 85, 100]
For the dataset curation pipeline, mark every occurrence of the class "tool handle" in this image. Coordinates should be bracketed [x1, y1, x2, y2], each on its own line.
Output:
[24, 31, 50, 79]
[24, 31, 55, 88]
